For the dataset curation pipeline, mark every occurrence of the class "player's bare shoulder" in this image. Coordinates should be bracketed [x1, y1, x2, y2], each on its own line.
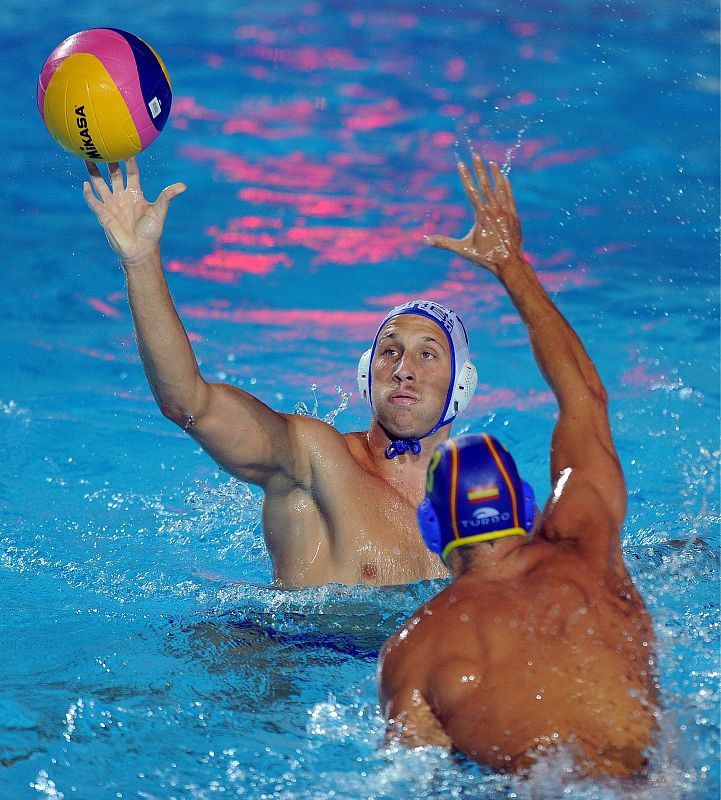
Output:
[383, 585, 464, 660]
[284, 416, 386, 484]
[278, 413, 354, 470]
[379, 599, 437, 678]
[279, 415, 381, 499]
[282, 413, 359, 455]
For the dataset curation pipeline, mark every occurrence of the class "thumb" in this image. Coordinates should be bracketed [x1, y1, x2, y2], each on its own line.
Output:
[424, 233, 462, 254]
[153, 182, 187, 220]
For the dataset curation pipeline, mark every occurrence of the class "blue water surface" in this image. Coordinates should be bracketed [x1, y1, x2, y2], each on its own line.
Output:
[1, 0, 719, 798]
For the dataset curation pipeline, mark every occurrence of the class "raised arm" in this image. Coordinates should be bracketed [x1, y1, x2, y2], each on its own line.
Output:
[83, 158, 304, 491]
[427, 155, 626, 553]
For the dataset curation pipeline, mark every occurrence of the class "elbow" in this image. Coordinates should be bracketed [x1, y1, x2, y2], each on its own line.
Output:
[591, 378, 608, 408]
[156, 380, 211, 430]
[159, 403, 190, 428]
[158, 401, 198, 431]
[584, 366, 608, 407]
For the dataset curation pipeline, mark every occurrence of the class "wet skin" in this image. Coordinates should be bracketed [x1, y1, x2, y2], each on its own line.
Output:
[379, 528, 658, 777]
[378, 156, 659, 777]
[82, 156, 455, 586]
[259, 313, 455, 586]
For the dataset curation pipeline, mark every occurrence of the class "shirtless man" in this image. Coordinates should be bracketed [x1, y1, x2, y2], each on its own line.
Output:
[378, 156, 658, 777]
[83, 158, 479, 587]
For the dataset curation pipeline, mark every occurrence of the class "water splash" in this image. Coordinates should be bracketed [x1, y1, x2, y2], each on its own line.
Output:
[293, 383, 351, 427]
[502, 114, 544, 175]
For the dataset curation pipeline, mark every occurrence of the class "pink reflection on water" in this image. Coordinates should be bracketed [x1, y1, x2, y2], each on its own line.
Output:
[222, 99, 320, 138]
[639, 318, 668, 332]
[369, 256, 599, 316]
[183, 146, 334, 189]
[203, 54, 224, 69]
[349, 11, 418, 29]
[620, 364, 669, 389]
[432, 131, 456, 147]
[74, 346, 117, 362]
[282, 224, 422, 264]
[510, 22, 539, 36]
[86, 297, 122, 320]
[241, 216, 282, 229]
[171, 96, 224, 124]
[240, 44, 367, 72]
[168, 252, 292, 283]
[235, 24, 278, 44]
[497, 91, 538, 110]
[206, 230, 277, 247]
[238, 187, 376, 217]
[444, 57, 466, 82]
[530, 147, 603, 170]
[368, 262, 508, 315]
[178, 304, 382, 342]
[342, 98, 411, 131]
[471, 387, 555, 413]
[440, 104, 465, 118]
[338, 83, 378, 100]
[518, 45, 559, 63]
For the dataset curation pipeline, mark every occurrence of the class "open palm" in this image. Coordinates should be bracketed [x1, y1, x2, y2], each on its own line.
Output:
[426, 156, 523, 276]
[83, 157, 186, 266]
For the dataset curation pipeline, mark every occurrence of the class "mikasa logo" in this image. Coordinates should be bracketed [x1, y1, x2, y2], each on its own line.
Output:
[74, 106, 102, 160]
[460, 508, 511, 529]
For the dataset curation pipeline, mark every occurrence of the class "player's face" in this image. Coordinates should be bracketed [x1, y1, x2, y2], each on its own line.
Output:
[370, 315, 452, 438]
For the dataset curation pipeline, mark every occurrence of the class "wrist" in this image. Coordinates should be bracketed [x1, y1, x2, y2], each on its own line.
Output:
[471, 249, 526, 278]
[120, 245, 162, 272]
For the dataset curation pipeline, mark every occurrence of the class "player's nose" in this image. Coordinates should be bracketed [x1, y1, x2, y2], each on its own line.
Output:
[392, 352, 416, 383]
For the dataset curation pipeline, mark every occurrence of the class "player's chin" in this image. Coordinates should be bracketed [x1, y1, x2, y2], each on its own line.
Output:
[378, 406, 431, 439]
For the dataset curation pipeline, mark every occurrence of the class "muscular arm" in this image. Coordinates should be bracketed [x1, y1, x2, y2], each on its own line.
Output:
[428, 156, 625, 552]
[83, 158, 302, 490]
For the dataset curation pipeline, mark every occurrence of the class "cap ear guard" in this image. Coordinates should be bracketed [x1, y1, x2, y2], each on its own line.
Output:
[417, 496, 442, 555]
[357, 349, 372, 403]
[450, 360, 478, 417]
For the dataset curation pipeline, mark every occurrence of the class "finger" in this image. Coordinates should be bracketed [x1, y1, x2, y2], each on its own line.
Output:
[491, 162, 518, 217]
[85, 160, 111, 199]
[153, 182, 187, 220]
[125, 156, 142, 194]
[424, 233, 463, 254]
[472, 154, 497, 208]
[457, 161, 486, 215]
[82, 180, 104, 212]
[108, 161, 124, 192]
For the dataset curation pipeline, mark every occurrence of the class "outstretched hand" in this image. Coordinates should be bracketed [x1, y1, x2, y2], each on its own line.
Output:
[426, 155, 523, 276]
[83, 157, 186, 267]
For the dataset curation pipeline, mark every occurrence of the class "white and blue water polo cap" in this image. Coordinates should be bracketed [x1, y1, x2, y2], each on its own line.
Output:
[357, 300, 478, 458]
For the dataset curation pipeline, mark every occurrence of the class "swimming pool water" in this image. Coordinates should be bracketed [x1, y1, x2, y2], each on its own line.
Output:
[1, 0, 719, 797]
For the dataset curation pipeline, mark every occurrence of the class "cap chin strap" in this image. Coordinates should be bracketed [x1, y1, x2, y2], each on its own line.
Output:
[384, 438, 422, 459]
[381, 418, 452, 459]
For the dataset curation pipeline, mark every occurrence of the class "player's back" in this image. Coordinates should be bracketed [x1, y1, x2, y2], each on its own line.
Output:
[409, 543, 658, 776]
